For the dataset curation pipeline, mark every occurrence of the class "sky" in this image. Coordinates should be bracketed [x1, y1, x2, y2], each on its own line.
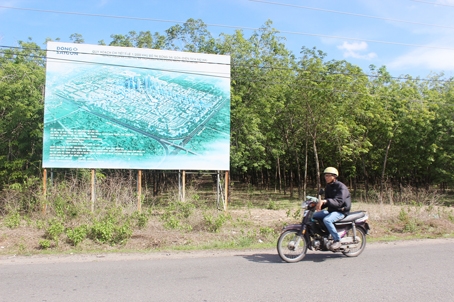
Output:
[1, 0, 454, 79]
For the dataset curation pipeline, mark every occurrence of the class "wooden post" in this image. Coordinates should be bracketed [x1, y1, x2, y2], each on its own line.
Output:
[42, 168, 47, 214]
[224, 171, 229, 211]
[91, 169, 95, 213]
[182, 170, 186, 202]
[137, 170, 142, 212]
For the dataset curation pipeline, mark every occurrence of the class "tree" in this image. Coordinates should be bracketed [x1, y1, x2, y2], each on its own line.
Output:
[0, 41, 45, 187]
[69, 33, 84, 44]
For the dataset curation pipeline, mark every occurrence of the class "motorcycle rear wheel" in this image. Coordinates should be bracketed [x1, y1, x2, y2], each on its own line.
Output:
[277, 230, 308, 263]
[342, 227, 366, 257]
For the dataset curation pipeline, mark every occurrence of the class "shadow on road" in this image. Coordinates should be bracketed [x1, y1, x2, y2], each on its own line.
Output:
[239, 251, 345, 263]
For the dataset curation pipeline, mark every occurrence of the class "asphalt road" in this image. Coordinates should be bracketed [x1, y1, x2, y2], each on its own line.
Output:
[1, 238, 453, 302]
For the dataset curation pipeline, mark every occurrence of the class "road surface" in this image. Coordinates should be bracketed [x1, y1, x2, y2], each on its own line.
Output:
[1, 238, 453, 302]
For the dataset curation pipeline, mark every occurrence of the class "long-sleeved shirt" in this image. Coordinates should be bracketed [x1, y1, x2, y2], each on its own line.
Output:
[322, 180, 351, 214]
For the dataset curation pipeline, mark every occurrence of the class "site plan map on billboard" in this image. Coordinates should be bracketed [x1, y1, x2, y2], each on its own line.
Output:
[42, 42, 231, 170]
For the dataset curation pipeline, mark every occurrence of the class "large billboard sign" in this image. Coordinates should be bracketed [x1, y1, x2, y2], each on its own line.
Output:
[42, 42, 230, 170]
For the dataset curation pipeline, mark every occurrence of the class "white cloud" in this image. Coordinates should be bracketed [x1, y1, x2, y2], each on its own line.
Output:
[337, 41, 377, 60]
[436, 0, 454, 5]
[388, 47, 454, 71]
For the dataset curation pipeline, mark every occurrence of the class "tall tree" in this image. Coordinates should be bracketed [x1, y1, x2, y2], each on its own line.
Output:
[0, 41, 45, 187]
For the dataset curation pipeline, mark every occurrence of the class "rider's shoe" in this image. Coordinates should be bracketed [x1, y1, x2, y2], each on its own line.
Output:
[331, 241, 341, 250]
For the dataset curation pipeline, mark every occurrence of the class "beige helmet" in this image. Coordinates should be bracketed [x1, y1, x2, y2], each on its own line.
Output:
[323, 167, 339, 177]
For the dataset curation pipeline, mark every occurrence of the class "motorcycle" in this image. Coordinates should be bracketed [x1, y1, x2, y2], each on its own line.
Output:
[277, 196, 370, 263]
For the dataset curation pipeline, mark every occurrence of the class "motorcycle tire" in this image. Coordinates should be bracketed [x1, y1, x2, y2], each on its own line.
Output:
[277, 230, 308, 263]
[342, 227, 367, 257]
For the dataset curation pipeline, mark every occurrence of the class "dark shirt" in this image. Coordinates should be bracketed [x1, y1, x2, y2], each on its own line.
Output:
[322, 180, 351, 214]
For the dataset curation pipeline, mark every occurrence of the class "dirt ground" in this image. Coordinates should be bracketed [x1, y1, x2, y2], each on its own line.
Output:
[0, 208, 291, 256]
[1, 204, 453, 258]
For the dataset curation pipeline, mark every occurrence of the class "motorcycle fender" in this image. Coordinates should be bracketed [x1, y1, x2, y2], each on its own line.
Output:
[281, 224, 303, 232]
[364, 223, 370, 234]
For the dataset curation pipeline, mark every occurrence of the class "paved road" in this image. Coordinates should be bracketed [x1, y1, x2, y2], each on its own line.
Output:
[1, 238, 453, 302]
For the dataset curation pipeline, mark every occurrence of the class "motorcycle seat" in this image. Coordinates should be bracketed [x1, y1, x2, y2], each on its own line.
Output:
[336, 211, 366, 223]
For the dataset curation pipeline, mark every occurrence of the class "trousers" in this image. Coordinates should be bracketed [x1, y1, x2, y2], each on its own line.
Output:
[312, 210, 345, 241]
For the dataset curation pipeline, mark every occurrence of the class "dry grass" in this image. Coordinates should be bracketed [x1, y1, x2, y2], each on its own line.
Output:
[1, 176, 453, 256]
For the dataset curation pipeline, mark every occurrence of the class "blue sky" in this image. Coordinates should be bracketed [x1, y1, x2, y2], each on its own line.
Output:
[1, 0, 454, 79]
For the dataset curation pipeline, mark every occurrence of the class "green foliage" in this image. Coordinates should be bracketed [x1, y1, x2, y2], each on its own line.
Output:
[38, 239, 51, 250]
[44, 219, 65, 245]
[203, 212, 229, 232]
[259, 226, 276, 238]
[132, 211, 150, 229]
[449, 213, 454, 223]
[160, 200, 195, 230]
[0, 41, 45, 188]
[89, 209, 133, 245]
[66, 225, 88, 247]
[292, 209, 302, 220]
[398, 208, 417, 233]
[4, 212, 21, 228]
[266, 200, 278, 210]
[236, 230, 257, 247]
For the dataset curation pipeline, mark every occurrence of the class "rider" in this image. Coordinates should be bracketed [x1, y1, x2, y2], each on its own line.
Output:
[314, 167, 351, 250]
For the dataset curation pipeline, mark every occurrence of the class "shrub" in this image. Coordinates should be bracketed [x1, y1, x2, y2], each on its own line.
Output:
[66, 225, 88, 247]
[39, 239, 51, 250]
[266, 200, 278, 210]
[89, 213, 132, 245]
[5, 212, 21, 228]
[203, 212, 228, 232]
[160, 200, 195, 230]
[45, 219, 65, 244]
[132, 211, 150, 229]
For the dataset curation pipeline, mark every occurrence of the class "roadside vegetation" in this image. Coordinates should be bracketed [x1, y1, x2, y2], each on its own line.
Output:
[1, 175, 453, 256]
[2, 19, 454, 255]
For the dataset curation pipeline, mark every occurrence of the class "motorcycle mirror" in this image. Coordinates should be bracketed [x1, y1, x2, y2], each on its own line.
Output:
[318, 188, 325, 195]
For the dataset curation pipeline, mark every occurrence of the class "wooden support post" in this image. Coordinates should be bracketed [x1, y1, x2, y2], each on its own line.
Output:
[137, 170, 142, 212]
[42, 168, 47, 214]
[182, 170, 186, 202]
[91, 169, 95, 213]
[224, 171, 229, 211]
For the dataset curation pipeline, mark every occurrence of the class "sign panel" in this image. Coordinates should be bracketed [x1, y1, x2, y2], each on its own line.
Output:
[42, 42, 230, 170]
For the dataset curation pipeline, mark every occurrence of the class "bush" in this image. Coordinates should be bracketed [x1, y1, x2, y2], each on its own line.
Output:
[4, 212, 21, 228]
[132, 211, 150, 229]
[44, 219, 65, 244]
[39, 239, 51, 250]
[66, 225, 88, 247]
[203, 212, 229, 232]
[89, 212, 132, 245]
[160, 200, 195, 230]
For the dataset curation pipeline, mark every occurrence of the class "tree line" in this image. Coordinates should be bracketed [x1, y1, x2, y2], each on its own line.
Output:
[1, 19, 453, 199]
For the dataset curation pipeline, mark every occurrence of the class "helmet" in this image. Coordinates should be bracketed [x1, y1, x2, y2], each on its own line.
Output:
[323, 167, 338, 176]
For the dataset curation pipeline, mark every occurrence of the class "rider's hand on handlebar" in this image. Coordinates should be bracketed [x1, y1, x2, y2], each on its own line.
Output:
[316, 199, 326, 211]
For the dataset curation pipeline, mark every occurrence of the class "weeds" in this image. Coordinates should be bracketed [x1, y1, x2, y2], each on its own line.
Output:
[203, 212, 229, 232]
[0, 174, 453, 255]
[44, 219, 65, 245]
[66, 225, 88, 247]
[266, 200, 278, 210]
[160, 200, 195, 231]
[39, 239, 51, 250]
[4, 212, 21, 228]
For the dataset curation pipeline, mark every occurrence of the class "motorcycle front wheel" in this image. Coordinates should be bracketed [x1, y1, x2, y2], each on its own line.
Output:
[342, 227, 366, 257]
[277, 230, 308, 263]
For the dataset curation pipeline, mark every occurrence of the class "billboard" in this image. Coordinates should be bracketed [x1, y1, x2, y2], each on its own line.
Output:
[42, 42, 230, 170]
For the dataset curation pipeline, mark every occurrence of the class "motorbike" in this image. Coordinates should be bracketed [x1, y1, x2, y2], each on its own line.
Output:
[277, 196, 370, 263]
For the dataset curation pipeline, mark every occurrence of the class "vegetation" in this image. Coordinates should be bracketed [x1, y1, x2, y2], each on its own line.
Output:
[0, 175, 453, 255]
[1, 19, 454, 255]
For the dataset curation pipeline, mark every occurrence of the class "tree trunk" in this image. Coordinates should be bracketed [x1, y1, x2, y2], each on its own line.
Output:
[313, 138, 321, 193]
[380, 138, 393, 204]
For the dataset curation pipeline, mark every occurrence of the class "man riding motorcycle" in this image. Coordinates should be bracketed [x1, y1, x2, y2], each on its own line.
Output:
[313, 167, 351, 250]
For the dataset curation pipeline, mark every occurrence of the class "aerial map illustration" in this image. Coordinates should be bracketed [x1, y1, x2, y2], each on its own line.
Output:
[42, 42, 231, 170]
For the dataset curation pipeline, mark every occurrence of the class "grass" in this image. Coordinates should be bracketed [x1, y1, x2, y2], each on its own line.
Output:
[0, 176, 453, 256]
